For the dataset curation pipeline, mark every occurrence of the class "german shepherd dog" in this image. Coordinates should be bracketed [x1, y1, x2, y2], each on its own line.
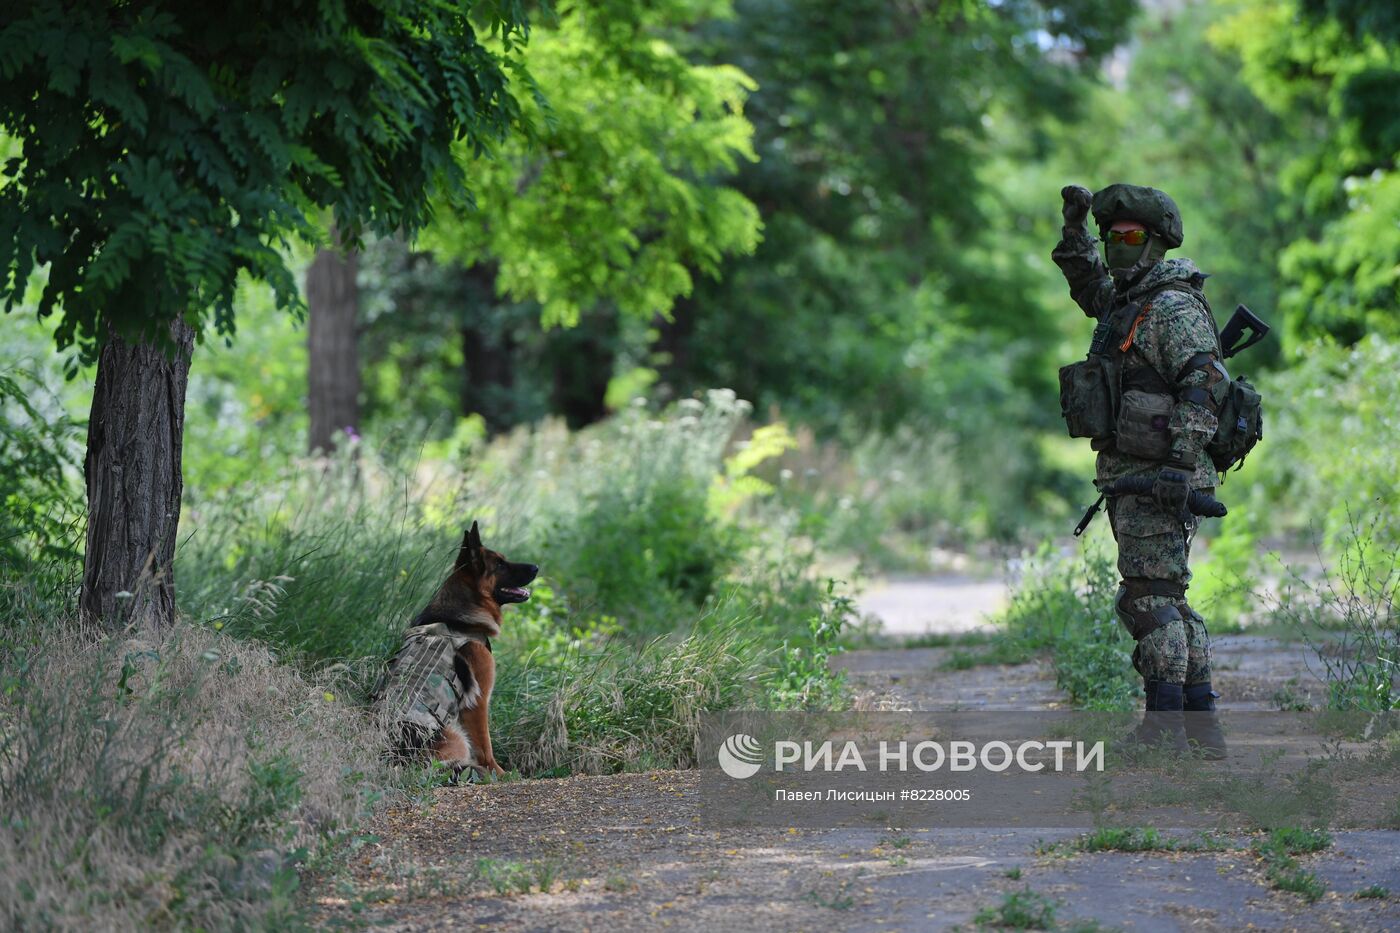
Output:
[375, 522, 537, 779]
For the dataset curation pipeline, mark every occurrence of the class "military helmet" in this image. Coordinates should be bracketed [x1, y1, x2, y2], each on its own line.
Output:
[1090, 184, 1183, 249]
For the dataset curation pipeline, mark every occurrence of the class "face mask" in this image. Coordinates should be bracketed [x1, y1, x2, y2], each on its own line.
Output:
[1104, 235, 1147, 272]
[1104, 231, 1167, 289]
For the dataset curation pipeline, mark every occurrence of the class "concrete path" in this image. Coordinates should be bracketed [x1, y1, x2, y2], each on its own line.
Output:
[313, 578, 1400, 932]
[855, 575, 1007, 637]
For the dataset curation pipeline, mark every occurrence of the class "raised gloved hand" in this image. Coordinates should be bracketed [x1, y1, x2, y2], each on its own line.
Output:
[1151, 464, 1192, 519]
[1061, 184, 1092, 230]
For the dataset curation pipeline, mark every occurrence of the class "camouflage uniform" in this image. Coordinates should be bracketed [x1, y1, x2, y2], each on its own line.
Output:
[373, 622, 483, 754]
[1052, 235, 1221, 688]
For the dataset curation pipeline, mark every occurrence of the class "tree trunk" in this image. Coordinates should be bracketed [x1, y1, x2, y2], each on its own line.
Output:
[307, 244, 360, 454]
[80, 319, 195, 633]
[546, 306, 617, 429]
[458, 263, 516, 434]
[654, 291, 696, 394]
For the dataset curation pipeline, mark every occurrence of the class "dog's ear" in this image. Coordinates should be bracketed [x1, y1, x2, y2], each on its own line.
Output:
[455, 522, 484, 574]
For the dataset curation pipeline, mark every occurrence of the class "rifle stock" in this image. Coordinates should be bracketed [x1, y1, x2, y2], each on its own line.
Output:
[1219, 304, 1269, 360]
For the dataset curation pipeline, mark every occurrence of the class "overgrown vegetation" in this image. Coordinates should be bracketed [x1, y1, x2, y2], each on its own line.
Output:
[0, 389, 853, 926]
[992, 538, 1137, 711]
[0, 618, 388, 929]
[176, 392, 854, 767]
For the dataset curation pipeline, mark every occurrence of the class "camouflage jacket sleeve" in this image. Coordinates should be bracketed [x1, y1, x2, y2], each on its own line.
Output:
[1135, 291, 1224, 471]
[1051, 226, 1116, 320]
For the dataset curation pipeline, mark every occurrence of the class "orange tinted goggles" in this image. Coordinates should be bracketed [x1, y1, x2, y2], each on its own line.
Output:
[1104, 229, 1150, 246]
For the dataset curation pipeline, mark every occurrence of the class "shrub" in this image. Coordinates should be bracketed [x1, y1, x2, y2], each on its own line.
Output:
[1228, 336, 1400, 559]
[0, 370, 83, 618]
[994, 536, 1137, 710]
[1262, 516, 1399, 711]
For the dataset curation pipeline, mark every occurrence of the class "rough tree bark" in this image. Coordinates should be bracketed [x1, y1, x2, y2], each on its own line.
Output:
[80, 319, 195, 632]
[306, 243, 361, 454]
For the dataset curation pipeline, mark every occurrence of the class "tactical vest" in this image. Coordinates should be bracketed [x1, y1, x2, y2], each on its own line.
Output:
[1059, 280, 1262, 471]
[373, 621, 491, 747]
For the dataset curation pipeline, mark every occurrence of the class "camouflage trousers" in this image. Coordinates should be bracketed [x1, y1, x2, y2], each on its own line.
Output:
[1106, 492, 1213, 686]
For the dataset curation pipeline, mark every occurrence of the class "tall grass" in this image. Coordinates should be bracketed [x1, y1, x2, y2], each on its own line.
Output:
[0, 616, 387, 930]
[1263, 516, 1399, 711]
[172, 391, 854, 772]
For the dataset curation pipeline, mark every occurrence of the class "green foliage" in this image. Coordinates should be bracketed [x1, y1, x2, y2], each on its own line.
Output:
[179, 276, 311, 490]
[425, 0, 761, 327]
[173, 392, 852, 773]
[0, 369, 81, 573]
[1074, 826, 1170, 852]
[974, 888, 1059, 930]
[0, 1, 533, 361]
[662, 0, 1135, 431]
[1224, 336, 1400, 556]
[563, 475, 739, 619]
[1188, 512, 1264, 630]
[1253, 827, 1331, 902]
[1212, 0, 1400, 346]
[995, 537, 1138, 710]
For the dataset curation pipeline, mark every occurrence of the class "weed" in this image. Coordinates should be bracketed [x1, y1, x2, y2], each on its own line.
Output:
[805, 881, 856, 911]
[974, 888, 1057, 929]
[1356, 884, 1389, 899]
[603, 874, 633, 893]
[1004, 867, 1023, 880]
[1252, 828, 1332, 903]
[1261, 517, 1399, 712]
[1075, 827, 1170, 853]
[1271, 679, 1314, 712]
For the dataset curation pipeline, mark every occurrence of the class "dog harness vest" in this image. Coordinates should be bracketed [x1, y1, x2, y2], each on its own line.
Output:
[375, 621, 491, 742]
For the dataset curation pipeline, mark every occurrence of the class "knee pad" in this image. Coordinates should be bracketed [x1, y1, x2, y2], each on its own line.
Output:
[1115, 580, 1185, 641]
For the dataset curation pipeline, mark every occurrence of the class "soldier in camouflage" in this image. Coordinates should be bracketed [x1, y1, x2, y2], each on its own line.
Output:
[1053, 183, 1228, 757]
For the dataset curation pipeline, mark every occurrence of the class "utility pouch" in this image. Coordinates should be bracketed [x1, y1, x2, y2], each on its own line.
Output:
[1059, 357, 1117, 440]
[1207, 375, 1263, 472]
[1115, 389, 1174, 460]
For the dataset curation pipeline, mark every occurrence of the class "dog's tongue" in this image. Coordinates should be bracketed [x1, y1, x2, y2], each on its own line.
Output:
[500, 586, 530, 599]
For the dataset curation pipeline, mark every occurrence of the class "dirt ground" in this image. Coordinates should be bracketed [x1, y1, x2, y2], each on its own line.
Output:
[311, 580, 1400, 932]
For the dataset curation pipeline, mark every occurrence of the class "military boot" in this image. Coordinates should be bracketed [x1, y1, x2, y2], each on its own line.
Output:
[1184, 682, 1227, 760]
[1117, 680, 1189, 756]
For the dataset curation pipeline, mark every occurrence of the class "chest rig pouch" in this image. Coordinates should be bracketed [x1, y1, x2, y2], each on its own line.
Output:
[1115, 355, 1175, 460]
[1059, 282, 1207, 459]
[1058, 299, 1138, 443]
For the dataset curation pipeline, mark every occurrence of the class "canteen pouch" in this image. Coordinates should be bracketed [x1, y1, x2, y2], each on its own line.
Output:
[1115, 389, 1174, 460]
[1059, 357, 1117, 440]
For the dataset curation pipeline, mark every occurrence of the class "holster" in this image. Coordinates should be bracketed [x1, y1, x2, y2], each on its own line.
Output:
[1116, 577, 1187, 641]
